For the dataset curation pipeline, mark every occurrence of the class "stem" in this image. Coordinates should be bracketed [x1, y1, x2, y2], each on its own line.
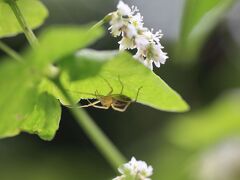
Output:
[0, 41, 23, 63]
[53, 77, 126, 169]
[6, 0, 38, 49]
[90, 13, 112, 31]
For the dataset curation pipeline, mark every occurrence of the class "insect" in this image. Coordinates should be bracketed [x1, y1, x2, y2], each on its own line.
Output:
[70, 77, 142, 112]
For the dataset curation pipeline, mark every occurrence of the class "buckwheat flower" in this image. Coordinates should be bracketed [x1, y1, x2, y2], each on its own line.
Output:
[108, 1, 168, 70]
[117, 1, 132, 16]
[135, 35, 149, 50]
[119, 37, 135, 50]
[113, 157, 153, 180]
[130, 13, 144, 30]
[109, 1, 133, 37]
[109, 12, 127, 37]
[119, 24, 137, 50]
[152, 30, 164, 44]
[134, 49, 153, 70]
[146, 43, 168, 67]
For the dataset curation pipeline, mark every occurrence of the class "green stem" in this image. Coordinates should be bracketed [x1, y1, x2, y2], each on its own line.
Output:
[90, 13, 112, 31]
[6, 0, 38, 49]
[53, 77, 126, 169]
[0, 41, 23, 63]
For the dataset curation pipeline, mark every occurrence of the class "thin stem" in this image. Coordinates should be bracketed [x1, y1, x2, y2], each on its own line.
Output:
[53, 77, 126, 170]
[0, 41, 23, 63]
[90, 13, 112, 31]
[6, 0, 38, 49]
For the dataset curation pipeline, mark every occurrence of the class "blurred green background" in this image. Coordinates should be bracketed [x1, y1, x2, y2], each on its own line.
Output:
[1, 0, 240, 179]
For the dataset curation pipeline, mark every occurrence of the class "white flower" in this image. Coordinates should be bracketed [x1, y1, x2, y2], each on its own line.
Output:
[108, 1, 168, 70]
[135, 35, 149, 50]
[109, 1, 134, 37]
[109, 12, 126, 37]
[113, 157, 153, 180]
[119, 24, 138, 50]
[146, 43, 168, 67]
[124, 24, 138, 39]
[130, 13, 144, 29]
[117, 1, 132, 16]
[119, 37, 135, 50]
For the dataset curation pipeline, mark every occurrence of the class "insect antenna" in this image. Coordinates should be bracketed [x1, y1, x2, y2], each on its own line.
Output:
[134, 86, 143, 102]
[118, 75, 124, 94]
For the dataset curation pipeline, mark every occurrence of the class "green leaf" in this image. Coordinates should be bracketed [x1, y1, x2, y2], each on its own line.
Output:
[28, 24, 104, 69]
[167, 89, 240, 149]
[0, 61, 61, 140]
[0, 0, 48, 38]
[21, 92, 61, 141]
[178, 0, 235, 62]
[54, 49, 189, 112]
[0, 61, 38, 138]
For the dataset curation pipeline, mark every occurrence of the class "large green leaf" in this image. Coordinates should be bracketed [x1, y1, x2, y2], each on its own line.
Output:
[178, 0, 235, 62]
[0, 61, 61, 140]
[52, 49, 189, 112]
[167, 89, 240, 149]
[27, 24, 104, 69]
[0, 0, 48, 38]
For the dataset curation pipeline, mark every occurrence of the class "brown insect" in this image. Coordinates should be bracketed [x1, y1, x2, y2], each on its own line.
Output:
[70, 77, 142, 112]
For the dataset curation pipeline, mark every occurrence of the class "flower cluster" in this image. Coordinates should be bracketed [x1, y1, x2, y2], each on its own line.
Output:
[109, 1, 168, 70]
[113, 157, 153, 180]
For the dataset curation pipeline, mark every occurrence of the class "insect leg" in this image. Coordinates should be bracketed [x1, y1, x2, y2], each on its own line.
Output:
[111, 102, 131, 112]
[100, 76, 113, 95]
[86, 99, 110, 110]
[134, 86, 143, 102]
[92, 105, 110, 109]
[118, 75, 124, 94]
[66, 100, 101, 108]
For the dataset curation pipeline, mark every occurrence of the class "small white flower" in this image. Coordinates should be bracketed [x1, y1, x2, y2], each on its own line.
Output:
[146, 43, 168, 67]
[135, 35, 149, 50]
[119, 37, 135, 50]
[117, 1, 132, 16]
[152, 30, 163, 44]
[109, 12, 126, 37]
[130, 13, 144, 29]
[108, 1, 168, 70]
[113, 157, 153, 180]
[118, 24, 138, 50]
[124, 24, 138, 39]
